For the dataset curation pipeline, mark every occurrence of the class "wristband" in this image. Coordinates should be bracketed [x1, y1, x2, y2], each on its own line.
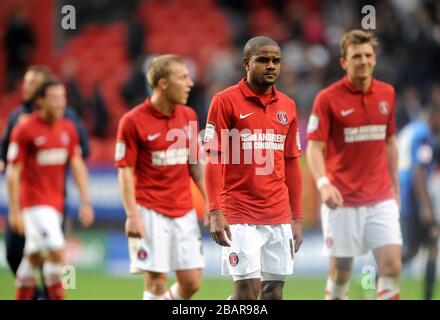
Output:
[316, 176, 330, 190]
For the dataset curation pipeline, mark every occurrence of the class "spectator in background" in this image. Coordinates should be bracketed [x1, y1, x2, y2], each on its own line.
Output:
[61, 57, 84, 118]
[121, 57, 149, 109]
[90, 85, 109, 138]
[3, 12, 35, 92]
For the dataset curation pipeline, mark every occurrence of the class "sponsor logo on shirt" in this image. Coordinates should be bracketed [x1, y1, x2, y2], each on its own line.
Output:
[115, 141, 126, 161]
[151, 148, 189, 166]
[276, 111, 289, 125]
[34, 136, 47, 146]
[241, 132, 286, 151]
[378, 100, 390, 115]
[36, 148, 68, 165]
[343, 125, 386, 143]
[239, 112, 254, 119]
[147, 133, 161, 141]
[307, 115, 319, 133]
[340, 108, 355, 117]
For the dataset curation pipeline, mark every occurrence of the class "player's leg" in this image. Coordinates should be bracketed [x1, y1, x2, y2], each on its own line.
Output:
[15, 253, 42, 300]
[321, 204, 364, 299]
[166, 209, 204, 300]
[163, 268, 202, 300]
[221, 224, 265, 300]
[367, 199, 402, 300]
[260, 224, 294, 300]
[373, 244, 401, 299]
[143, 271, 168, 299]
[423, 230, 438, 300]
[326, 257, 353, 300]
[44, 249, 65, 300]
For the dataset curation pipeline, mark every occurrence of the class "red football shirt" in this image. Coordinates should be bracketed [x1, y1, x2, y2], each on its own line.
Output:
[8, 113, 80, 213]
[115, 98, 199, 218]
[204, 79, 302, 225]
[307, 76, 396, 206]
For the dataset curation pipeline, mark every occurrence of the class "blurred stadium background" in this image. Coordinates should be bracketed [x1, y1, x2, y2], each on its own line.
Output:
[1, 0, 440, 299]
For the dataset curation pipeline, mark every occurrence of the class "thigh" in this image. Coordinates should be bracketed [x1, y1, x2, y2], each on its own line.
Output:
[261, 224, 294, 276]
[321, 204, 366, 257]
[221, 224, 265, 277]
[171, 210, 204, 271]
[365, 200, 403, 251]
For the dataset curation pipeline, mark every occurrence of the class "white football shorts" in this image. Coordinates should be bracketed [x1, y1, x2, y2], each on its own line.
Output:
[23, 205, 65, 255]
[221, 224, 294, 281]
[129, 206, 204, 274]
[321, 199, 402, 257]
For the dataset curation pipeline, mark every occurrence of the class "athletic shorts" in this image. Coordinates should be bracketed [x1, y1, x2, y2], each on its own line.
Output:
[23, 205, 65, 255]
[321, 199, 402, 257]
[128, 206, 204, 274]
[221, 224, 294, 280]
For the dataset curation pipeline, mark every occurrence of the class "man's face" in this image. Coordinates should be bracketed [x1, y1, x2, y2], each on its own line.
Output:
[340, 43, 376, 81]
[244, 45, 281, 86]
[163, 62, 193, 105]
[22, 71, 45, 102]
[38, 85, 67, 121]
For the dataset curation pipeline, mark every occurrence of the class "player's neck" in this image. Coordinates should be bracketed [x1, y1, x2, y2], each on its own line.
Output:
[347, 75, 372, 93]
[37, 110, 57, 124]
[150, 93, 175, 116]
[245, 79, 273, 95]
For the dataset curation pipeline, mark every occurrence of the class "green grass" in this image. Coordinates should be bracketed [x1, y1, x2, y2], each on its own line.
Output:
[1, 269, 439, 300]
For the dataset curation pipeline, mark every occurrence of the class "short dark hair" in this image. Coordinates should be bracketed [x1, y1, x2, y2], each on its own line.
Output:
[33, 77, 64, 99]
[243, 36, 280, 59]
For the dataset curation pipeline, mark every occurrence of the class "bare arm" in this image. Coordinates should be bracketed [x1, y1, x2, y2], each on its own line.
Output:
[118, 166, 144, 238]
[414, 165, 435, 225]
[386, 135, 400, 207]
[70, 155, 94, 227]
[190, 162, 208, 226]
[306, 140, 343, 208]
[6, 162, 24, 234]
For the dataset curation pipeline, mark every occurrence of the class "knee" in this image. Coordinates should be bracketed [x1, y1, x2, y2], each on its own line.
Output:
[46, 250, 64, 264]
[260, 282, 284, 300]
[179, 278, 201, 297]
[235, 280, 260, 300]
[28, 253, 43, 267]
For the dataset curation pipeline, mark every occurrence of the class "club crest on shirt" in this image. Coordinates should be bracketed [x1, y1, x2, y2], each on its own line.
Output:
[137, 248, 148, 261]
[60, 131, 70, 145]
[229, 252, 239, 266]
[378, 100, 390, 115]
[325, 237, 333, 248]
[276, 111, 289, 125]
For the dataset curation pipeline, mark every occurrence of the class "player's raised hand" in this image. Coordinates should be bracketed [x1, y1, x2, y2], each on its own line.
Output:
[208, 210, 232, 247]
[8, 211, 24, 235]
[125, 213, 145, 239]
[292, 218, 303, 253]
[320, 184, 344, 209]
[79, 202, 95, 228]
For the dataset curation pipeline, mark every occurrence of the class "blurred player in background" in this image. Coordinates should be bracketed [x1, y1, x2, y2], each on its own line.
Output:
[398, 105, 440, 300]
[0, 65, 90, 299]
[204, 36, 303, 300]
[6, 78, 94, 300]
[116, 54, 206, 300]
[306, 29, 402, 300]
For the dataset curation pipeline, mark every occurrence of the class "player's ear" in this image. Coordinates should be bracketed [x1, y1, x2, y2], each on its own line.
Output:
[242, 57, 250, 72]
[158, 78, 168, 90]
[339, 57, 347, 71]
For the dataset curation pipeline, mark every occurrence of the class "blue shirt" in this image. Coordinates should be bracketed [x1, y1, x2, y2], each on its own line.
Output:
[398, 120, 436, 216]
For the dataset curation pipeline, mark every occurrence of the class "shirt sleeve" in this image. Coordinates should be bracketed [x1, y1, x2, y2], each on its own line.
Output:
[386, 88, 397, 137]
[7, 125, 27, 164]
[203, 95, 231, 153]
[307, 91, 331, 141]
[284, 100, 302, 158]
[115, 114, 138, 167]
